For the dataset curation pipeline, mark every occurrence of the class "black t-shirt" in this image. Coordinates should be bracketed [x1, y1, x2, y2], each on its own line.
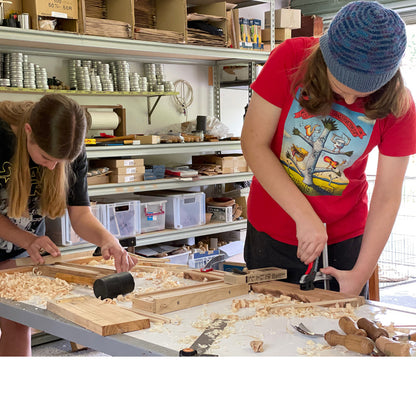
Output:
[0, 117, 90, 261]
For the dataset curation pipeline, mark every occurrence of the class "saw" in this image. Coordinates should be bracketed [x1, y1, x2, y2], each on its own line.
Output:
[179, 318, 229, 356]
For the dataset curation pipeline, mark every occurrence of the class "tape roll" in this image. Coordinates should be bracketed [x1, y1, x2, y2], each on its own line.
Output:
[88, 110, 120, 130]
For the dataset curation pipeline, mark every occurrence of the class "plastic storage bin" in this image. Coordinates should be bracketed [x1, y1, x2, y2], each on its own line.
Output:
[138, 191, 206, 229]
[132, 196, 167, 233]
[45, 204, 105, 246]
[100, 201, 137, 239]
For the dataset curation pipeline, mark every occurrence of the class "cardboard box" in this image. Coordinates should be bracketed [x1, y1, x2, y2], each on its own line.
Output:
[265, 8, 301, 29]
[292, 15, 323, 38]
[138, 135, 160, 144]
[109, 173, 144, 183]
[112, 165, 145, 175]
[207, 205, 233, 223]
[91, 158, 144, 168]
[87, 174, 110, 186]
[23, 0, 78, 32]
[192, 154, 248, 174]
[262, 28, 292, 42]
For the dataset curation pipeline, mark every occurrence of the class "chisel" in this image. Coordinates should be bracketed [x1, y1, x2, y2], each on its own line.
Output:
[356, 317, 389, 341]
[324, 330, 375, 355]
[339, 316, 367, 336]
[375, 336, 411, 356]
[392, 332, 416, 342]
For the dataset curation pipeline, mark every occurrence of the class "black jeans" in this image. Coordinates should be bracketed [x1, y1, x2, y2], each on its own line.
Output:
[244, 221, 368, 298]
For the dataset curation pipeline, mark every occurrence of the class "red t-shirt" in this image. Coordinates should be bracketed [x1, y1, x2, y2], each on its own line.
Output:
[249, 37, 416, 245]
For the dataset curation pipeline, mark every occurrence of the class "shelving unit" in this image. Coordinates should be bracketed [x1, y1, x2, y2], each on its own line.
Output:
[0, 0, 274, 251]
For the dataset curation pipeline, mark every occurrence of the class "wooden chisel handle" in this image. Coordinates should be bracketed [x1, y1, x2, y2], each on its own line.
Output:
[357, 317, 389, 341]
[375, 336, 411, 357]
[339, 316, 367, 336]
[324, 330, 375, 355]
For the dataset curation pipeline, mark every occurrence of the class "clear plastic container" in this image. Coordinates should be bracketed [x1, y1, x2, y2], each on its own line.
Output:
[45, 204, 105, 246]
[133, 196, 167, 233]
[136, 191, 206, 229]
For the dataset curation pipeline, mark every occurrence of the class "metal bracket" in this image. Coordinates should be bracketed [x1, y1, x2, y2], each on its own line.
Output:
[147, 95, 162, 124]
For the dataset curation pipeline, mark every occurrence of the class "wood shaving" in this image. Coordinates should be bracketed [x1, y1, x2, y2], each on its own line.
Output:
[231, 294, 358, 320]
[297, 340, 332, 356]
[250, 340, 264, 353]
[0, 271, 72, 303]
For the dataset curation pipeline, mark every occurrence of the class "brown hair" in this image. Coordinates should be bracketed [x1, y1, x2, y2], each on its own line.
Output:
[291, 43, 411, 119]
[0, 94, 87, 219]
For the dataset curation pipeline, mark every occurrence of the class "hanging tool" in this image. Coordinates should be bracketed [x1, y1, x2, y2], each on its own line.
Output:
[179, 318, 228, 356]
[299, 256, 331, 291]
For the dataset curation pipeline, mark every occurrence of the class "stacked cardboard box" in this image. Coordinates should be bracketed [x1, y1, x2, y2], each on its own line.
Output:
[262, 8, 301, 51]
[90, 158, 145, 183]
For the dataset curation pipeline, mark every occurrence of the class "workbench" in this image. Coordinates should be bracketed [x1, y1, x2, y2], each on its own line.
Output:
[1, 280, 416, 357]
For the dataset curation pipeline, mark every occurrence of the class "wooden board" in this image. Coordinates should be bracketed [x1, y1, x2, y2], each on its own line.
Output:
[14, 250, 95, 267]
[47, 296, 150, 336]
[132, 282, 250, 314]
[36, 263, 110, 286]
[251, 281, 364, 306]
[224, 267, 287, 285]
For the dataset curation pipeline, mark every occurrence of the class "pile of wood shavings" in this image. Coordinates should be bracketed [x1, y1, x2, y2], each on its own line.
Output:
[0, 271, 73, 303]
[232, 294, 358, 320]
[85, 257, 187, 294]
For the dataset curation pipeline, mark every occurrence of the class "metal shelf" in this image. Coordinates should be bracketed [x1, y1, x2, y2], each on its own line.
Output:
[0, 27, 269, 64]
[86, 141, 244, 158]
[59, 220, 248, 254]
[88, 172, 253, 197]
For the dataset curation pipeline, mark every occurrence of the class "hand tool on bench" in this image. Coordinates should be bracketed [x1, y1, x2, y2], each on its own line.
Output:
[299, 256, 331, 291]
[375, 336, 411, 356]
[339, 316, 367, 336]
[200, 254, 226, 272]
[37, 262, 135, 300]
[392, 332, 416, 342]
[179, 318, 229, 356]
[356, 317, 389, 342]
[292, 323, 375, 355]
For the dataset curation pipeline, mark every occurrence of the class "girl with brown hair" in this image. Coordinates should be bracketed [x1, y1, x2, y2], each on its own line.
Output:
[0, 93, 137, 356]
[241, 1, 416, 296]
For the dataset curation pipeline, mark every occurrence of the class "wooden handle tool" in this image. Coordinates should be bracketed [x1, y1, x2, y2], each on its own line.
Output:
[392, 332, 416, 342]
[375, 336, 411, 357]
[339, 316, 367, 336]
[324, 330, 375, 355]
[357, 317, 389, 341]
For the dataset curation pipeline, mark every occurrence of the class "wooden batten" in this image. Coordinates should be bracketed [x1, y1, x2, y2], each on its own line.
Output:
[132, 282, 249, 314]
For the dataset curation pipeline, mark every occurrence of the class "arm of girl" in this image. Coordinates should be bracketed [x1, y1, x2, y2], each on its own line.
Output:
[321, 153, 409, 295]
[67, 205, 137, 272]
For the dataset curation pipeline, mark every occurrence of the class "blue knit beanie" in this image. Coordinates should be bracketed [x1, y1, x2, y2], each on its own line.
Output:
[319, 1, 407, 93]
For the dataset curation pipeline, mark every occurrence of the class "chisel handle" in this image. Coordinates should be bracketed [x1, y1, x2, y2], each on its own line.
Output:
[339, 316, 367, 336]
[375, 336, 411, 357]
[357, 317, 389, 341]
[324, 330, 375, 355]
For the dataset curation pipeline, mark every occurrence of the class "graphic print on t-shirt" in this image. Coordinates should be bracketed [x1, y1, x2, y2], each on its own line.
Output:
[281, 93, 375, 196]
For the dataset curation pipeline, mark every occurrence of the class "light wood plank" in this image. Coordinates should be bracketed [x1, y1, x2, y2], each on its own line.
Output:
[47, 296, 150, 336]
